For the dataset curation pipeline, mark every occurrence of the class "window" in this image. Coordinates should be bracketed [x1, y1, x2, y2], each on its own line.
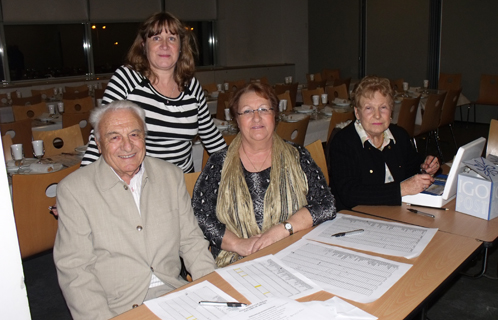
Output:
[4, 24, 87, 80]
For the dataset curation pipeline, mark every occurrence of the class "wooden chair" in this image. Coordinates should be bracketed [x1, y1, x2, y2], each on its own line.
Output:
[276, 115, 310, 146]
[414, 92, 447, 159]
[201, 134, 236, 169]
[62, 90, 90, 100]
[274, 83, 298, 109]
[0, 119, 34, 158]
[390, 78, 404, 94]
[486, 119, 498, 157]
[216, 92, 232, 120]
[12, 102, 48, 121]
[438, 88, 462, 151]
[32, 124, 84, 157]
[65, 84, 89, 94]
[302, 88, 325, 105]
[202, 83, 218, 94]
[2, 134, 13, 161]
[327, 110, 355, 141]
[277, 91, 294, 111]
[326, 84, 349, 102]
[62, 112, 93, 144]
[94, 88, 105, 100]
[32, 88, 56, 101]
[307, 80, 327, 90]
[438, 73, 462, 91]
[184, 171, 201, 198]
[62, 96, 94, 114]
[396, 96, 421, 138]
[305, 139, 329, 185]
[306, 73, 322, 82]
[11, 94, 42, 106]
[469, 74, 498, 122]
[12, 164, 80, 258]
[321, 69, 341, 82]
[227, 79, 246, 91]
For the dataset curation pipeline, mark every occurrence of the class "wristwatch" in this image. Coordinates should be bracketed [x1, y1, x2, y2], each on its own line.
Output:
[283, 221, 294, 235]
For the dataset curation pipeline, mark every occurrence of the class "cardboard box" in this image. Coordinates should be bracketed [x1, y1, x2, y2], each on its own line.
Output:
[455, 157, 498, 220]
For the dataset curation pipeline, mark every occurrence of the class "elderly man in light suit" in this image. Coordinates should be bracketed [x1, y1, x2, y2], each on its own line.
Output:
[53, 100, 215, 320]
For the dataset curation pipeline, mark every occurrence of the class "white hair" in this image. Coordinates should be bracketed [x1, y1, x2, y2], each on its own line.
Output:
[89, 100, 147, 141]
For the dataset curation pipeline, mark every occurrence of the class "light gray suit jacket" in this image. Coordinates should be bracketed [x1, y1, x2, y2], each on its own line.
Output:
[53, 156, 215, 319]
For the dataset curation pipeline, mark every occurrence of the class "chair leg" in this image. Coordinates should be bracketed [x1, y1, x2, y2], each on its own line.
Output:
[433, 130, 444, 163]
[425, 132, 430, 156]
[448, 123, 458, 151]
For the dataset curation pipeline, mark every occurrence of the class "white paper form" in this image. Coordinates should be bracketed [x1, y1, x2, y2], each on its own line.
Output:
[275, 239, 412, 303]
[304, 213, 438, 259]
[216, 254, 322, 303]
[144, 280, 241, 320]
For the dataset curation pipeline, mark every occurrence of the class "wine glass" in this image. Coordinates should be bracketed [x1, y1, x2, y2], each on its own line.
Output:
[423, 80, 429, 94]
[11, 144, 24, 169]
[32, 140, 45, 163]
[57, 102, 65, 115]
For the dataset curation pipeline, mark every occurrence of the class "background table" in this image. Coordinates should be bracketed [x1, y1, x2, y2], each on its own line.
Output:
[111, 210, 482, 320]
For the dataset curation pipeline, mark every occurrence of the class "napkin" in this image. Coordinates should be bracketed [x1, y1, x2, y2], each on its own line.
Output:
[29, 163, 62, 173]
[333, 98, 350, 105]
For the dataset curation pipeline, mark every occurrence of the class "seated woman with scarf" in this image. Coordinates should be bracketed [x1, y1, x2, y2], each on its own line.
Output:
[192, 83, 336, 268]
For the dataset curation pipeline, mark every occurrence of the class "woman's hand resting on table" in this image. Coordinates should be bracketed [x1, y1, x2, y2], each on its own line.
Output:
[400, 174, 435, 196]
[221, 231, 262, 257]
[251, 223, 290, 252]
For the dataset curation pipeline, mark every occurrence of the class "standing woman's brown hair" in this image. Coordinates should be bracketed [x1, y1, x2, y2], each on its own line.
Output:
[126, 12, 198, 89]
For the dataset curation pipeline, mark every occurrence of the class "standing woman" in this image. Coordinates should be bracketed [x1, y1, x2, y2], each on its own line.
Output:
[81, 12, 226, 172]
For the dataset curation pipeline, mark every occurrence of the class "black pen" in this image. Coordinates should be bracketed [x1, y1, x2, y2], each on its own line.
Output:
[407, 204, 448, 211]
[407, 208, 435, 218]
[199, 301, 247, 307]
[331, 229, 364, 237]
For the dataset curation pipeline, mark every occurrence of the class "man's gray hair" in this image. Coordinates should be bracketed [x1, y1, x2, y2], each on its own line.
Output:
[89, 100, 147, 141]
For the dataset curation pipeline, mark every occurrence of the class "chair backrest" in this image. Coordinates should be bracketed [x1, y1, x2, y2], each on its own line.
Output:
[326, 84, 349, 101]
[418, 92, 446, 135]
[63, 90, 90, 100]
[12, 102, 48, 121]
[396, 96, 421, 137]
[487, 119, 498, 157]
[12, 164, 80, 258]
[216, 92, 232, 120]
[202, 83, 218, 94]
[227, 79, 246, 92]
[390, 78, 404, 93]
[327, 110, 355, 141]
[306, 73, 322, 82]
[302, 88, 325, 105]
[63, 96, 94, 114]
[11, 94, 43, 106]
[0, 118, 34, 157]
[94, 88, 105, 100]
[274, 83, 298, 109]
[438, 73, 462, 91]
[32, 88, 56, 101]
[62, 112, 93, 144]
[65, 84, 89, 94]
[305, 139, 329, 185]
[32, 124, 84, 156]
[2, 134, 13, 161]
[202, 134, 236, 169]
[476, 74, 498, 105]
[184, 171, 201, 198]
[307, 80, 327, 90]
[439, 88, 462, 127]
[277, 91, 294, 111]
[321, 68, 341, 82]
[276, 116, 310, 146]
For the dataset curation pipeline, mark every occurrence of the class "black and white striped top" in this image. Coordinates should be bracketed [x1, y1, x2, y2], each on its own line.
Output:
[81, 65, 226, 173]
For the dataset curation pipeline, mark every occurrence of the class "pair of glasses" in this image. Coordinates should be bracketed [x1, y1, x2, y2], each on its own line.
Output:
[237, 107, 274, 117]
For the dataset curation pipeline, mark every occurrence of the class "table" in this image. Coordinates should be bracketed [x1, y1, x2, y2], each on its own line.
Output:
[112, 210, 482, 320]
[31, 115, 63, 132]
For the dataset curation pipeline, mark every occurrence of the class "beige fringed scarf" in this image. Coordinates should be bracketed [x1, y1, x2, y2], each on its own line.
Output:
[215, 133, 308, 267]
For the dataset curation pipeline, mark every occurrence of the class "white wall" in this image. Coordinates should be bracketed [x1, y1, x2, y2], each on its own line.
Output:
[0, 136, 31, 319]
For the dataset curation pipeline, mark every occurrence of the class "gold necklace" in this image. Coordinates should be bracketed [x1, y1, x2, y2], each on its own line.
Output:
[241, 144, 271, 172]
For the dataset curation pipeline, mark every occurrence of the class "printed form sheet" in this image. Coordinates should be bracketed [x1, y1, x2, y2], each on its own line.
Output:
[144, 280, 240, 320]
[216, 254, 322, 303]
[304, 213, 438, 258]
[275, 239, 412, 303]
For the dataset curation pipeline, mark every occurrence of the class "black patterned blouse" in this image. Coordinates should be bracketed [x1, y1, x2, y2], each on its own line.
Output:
[192, 141, 336, 259]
